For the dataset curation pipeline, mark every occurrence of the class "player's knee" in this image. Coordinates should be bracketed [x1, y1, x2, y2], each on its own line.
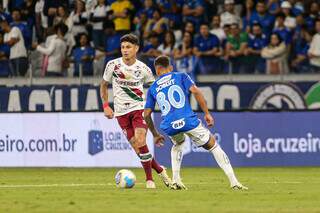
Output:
[134, 128, 146, 146]
[202, 135, 216, 150]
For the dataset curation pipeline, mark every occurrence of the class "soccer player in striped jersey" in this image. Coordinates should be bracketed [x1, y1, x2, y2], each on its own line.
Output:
[144, 55, 248, 190]
[100, 34, 172, 189]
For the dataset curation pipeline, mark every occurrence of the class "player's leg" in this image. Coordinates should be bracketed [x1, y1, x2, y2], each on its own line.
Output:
[187, 124, 248, 190]
[134, 127, 156, 188]
[132, 110, 172, 188]
[116, 113, 155, 188]
[169, 133, 187, 190]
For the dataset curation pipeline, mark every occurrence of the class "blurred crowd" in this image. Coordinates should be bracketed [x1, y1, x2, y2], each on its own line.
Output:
[1, 0, 320, 78]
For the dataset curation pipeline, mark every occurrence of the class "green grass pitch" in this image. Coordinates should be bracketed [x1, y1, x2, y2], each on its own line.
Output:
[0, 167, 319, 212]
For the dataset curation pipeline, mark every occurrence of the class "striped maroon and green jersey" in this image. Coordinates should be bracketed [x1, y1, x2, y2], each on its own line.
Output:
[103, 57, 155, 116]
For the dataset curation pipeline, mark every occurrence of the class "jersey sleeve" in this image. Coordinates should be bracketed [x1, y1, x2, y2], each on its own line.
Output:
[182, 73, 195, 92]
[145, 88, 156, 110]
[143, 66, 155, 85]
[103, 61, 114, 82]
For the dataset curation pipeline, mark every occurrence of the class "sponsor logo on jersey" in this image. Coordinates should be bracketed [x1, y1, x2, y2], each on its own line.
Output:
[156, 78, 175, 92]
[157, 74, 172, 85]
[171, 118, 186, 129]
[250, 83, 306, 110]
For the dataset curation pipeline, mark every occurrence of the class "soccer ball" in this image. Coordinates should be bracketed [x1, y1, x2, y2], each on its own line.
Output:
[115, 169, 136, 188]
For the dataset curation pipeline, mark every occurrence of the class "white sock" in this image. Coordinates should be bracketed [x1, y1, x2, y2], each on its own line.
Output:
[210, 144, 239, 186]
[171, 143, 184, 182]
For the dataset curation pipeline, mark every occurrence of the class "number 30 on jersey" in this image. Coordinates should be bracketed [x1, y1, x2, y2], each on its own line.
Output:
[156, 85, 185, 116]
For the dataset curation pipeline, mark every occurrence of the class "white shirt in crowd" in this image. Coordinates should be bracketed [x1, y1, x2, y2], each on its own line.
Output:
[69, 11, 89, 36]
[220, 11, 241, 27]
[35, 0, 48, 28]
[210, 28, 226, 43]
[308, 33, 320, 67]
[4, 26, 27, 59]
[91, 4, 110, 30]
[37, 35, 67, 73]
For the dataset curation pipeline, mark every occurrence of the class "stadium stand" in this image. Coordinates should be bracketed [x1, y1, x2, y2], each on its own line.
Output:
[0, 0, 319, 78]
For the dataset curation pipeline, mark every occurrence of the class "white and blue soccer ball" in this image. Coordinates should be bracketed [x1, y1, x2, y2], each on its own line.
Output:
[115, 169, 136, 188]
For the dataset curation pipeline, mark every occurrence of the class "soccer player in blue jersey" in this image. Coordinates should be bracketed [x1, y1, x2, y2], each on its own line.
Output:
[144, 55, 248, 190]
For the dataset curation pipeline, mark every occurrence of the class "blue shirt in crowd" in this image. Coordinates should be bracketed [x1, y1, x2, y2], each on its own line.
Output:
[72, 46, 95, 76]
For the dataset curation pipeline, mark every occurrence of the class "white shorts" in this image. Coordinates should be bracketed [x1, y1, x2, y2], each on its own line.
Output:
[169, 122, 211, 147]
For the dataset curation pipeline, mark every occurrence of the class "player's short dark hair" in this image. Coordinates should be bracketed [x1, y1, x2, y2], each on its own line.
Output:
[154, 55, 171, 68]
[120, 33, 139, 46]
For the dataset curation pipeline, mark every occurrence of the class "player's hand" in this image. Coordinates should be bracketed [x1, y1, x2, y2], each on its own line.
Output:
[154, 133, 165, 147]
[103, 106, 114, 119]
[204, 113, 214, 127]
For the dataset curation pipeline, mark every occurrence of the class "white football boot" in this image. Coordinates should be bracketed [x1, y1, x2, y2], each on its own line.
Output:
[158, 166, 173, 188]
[231, 182, 248, 190]
[146, 180, 156, 189]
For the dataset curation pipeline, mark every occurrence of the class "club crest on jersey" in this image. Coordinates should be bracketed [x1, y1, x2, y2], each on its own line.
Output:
[171, 118, 185, 130]
[134, 70, 142, 78]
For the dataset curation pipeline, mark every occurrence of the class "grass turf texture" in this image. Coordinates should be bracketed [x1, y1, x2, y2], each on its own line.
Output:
[0, 167, 319, 212]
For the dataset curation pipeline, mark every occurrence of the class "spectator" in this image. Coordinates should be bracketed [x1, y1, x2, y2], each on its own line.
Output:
[1, 18, 28, 76]
[96, 20, 121, 65]
[43, 0, 68, 27]
[53, 6, 71, 27]
[225, 23, 248, 73]
[158, 30, 176, 56]
[193, 23, 222, 74]
[69, 0, 88, 37]
[169, 17, 183, 46]
[241, 0, 255, 33]
[71, 33, 95, 76]
[20, 0, 36, 38]
[0, 32, 10, 77]
[10, 8, 32, 49]
[134, 0, 154, 21]
[158, 0, 184, 26]
[305, 2, 320, 31]
[292, 0, 305, 17]
[140, 31, 161, 71]
[220, 0, 241, 28]
[54, 6, 76, 56]
[273, 13, 292, 45]
[0, 4, 13, 23]
[279, 1, 296, 29]
[173, 31, 196, 79]
[182, 0, 205, 29]
[35, 0, 48, 42]
[33, 23, 68, 77]
[291, 27, 311, 73]
[308, 19, 320, 72]
[184, 20, 196, 36]
[267, 0, 281, 15]
[245, 23, 268, 73]
[8, 0, 25, 12]
[250, 0, 275, 37]
[133, 12, 148, 44]
[261, 32, 288, 74]
[143, 9, 169, 41]
[210, 15, 226, 43]
[110, 0, 134, 34]
[90, 0, 111, 48]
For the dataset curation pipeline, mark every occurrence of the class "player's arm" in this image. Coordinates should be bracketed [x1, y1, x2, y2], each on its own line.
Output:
[100, 62, 114, 119]
[100, 79, 114, 119]
[190, 85, 214, 127]
[144, 108, 165, 147]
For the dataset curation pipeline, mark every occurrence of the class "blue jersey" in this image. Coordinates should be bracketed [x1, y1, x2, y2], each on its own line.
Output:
[145, 72, 200, 136]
